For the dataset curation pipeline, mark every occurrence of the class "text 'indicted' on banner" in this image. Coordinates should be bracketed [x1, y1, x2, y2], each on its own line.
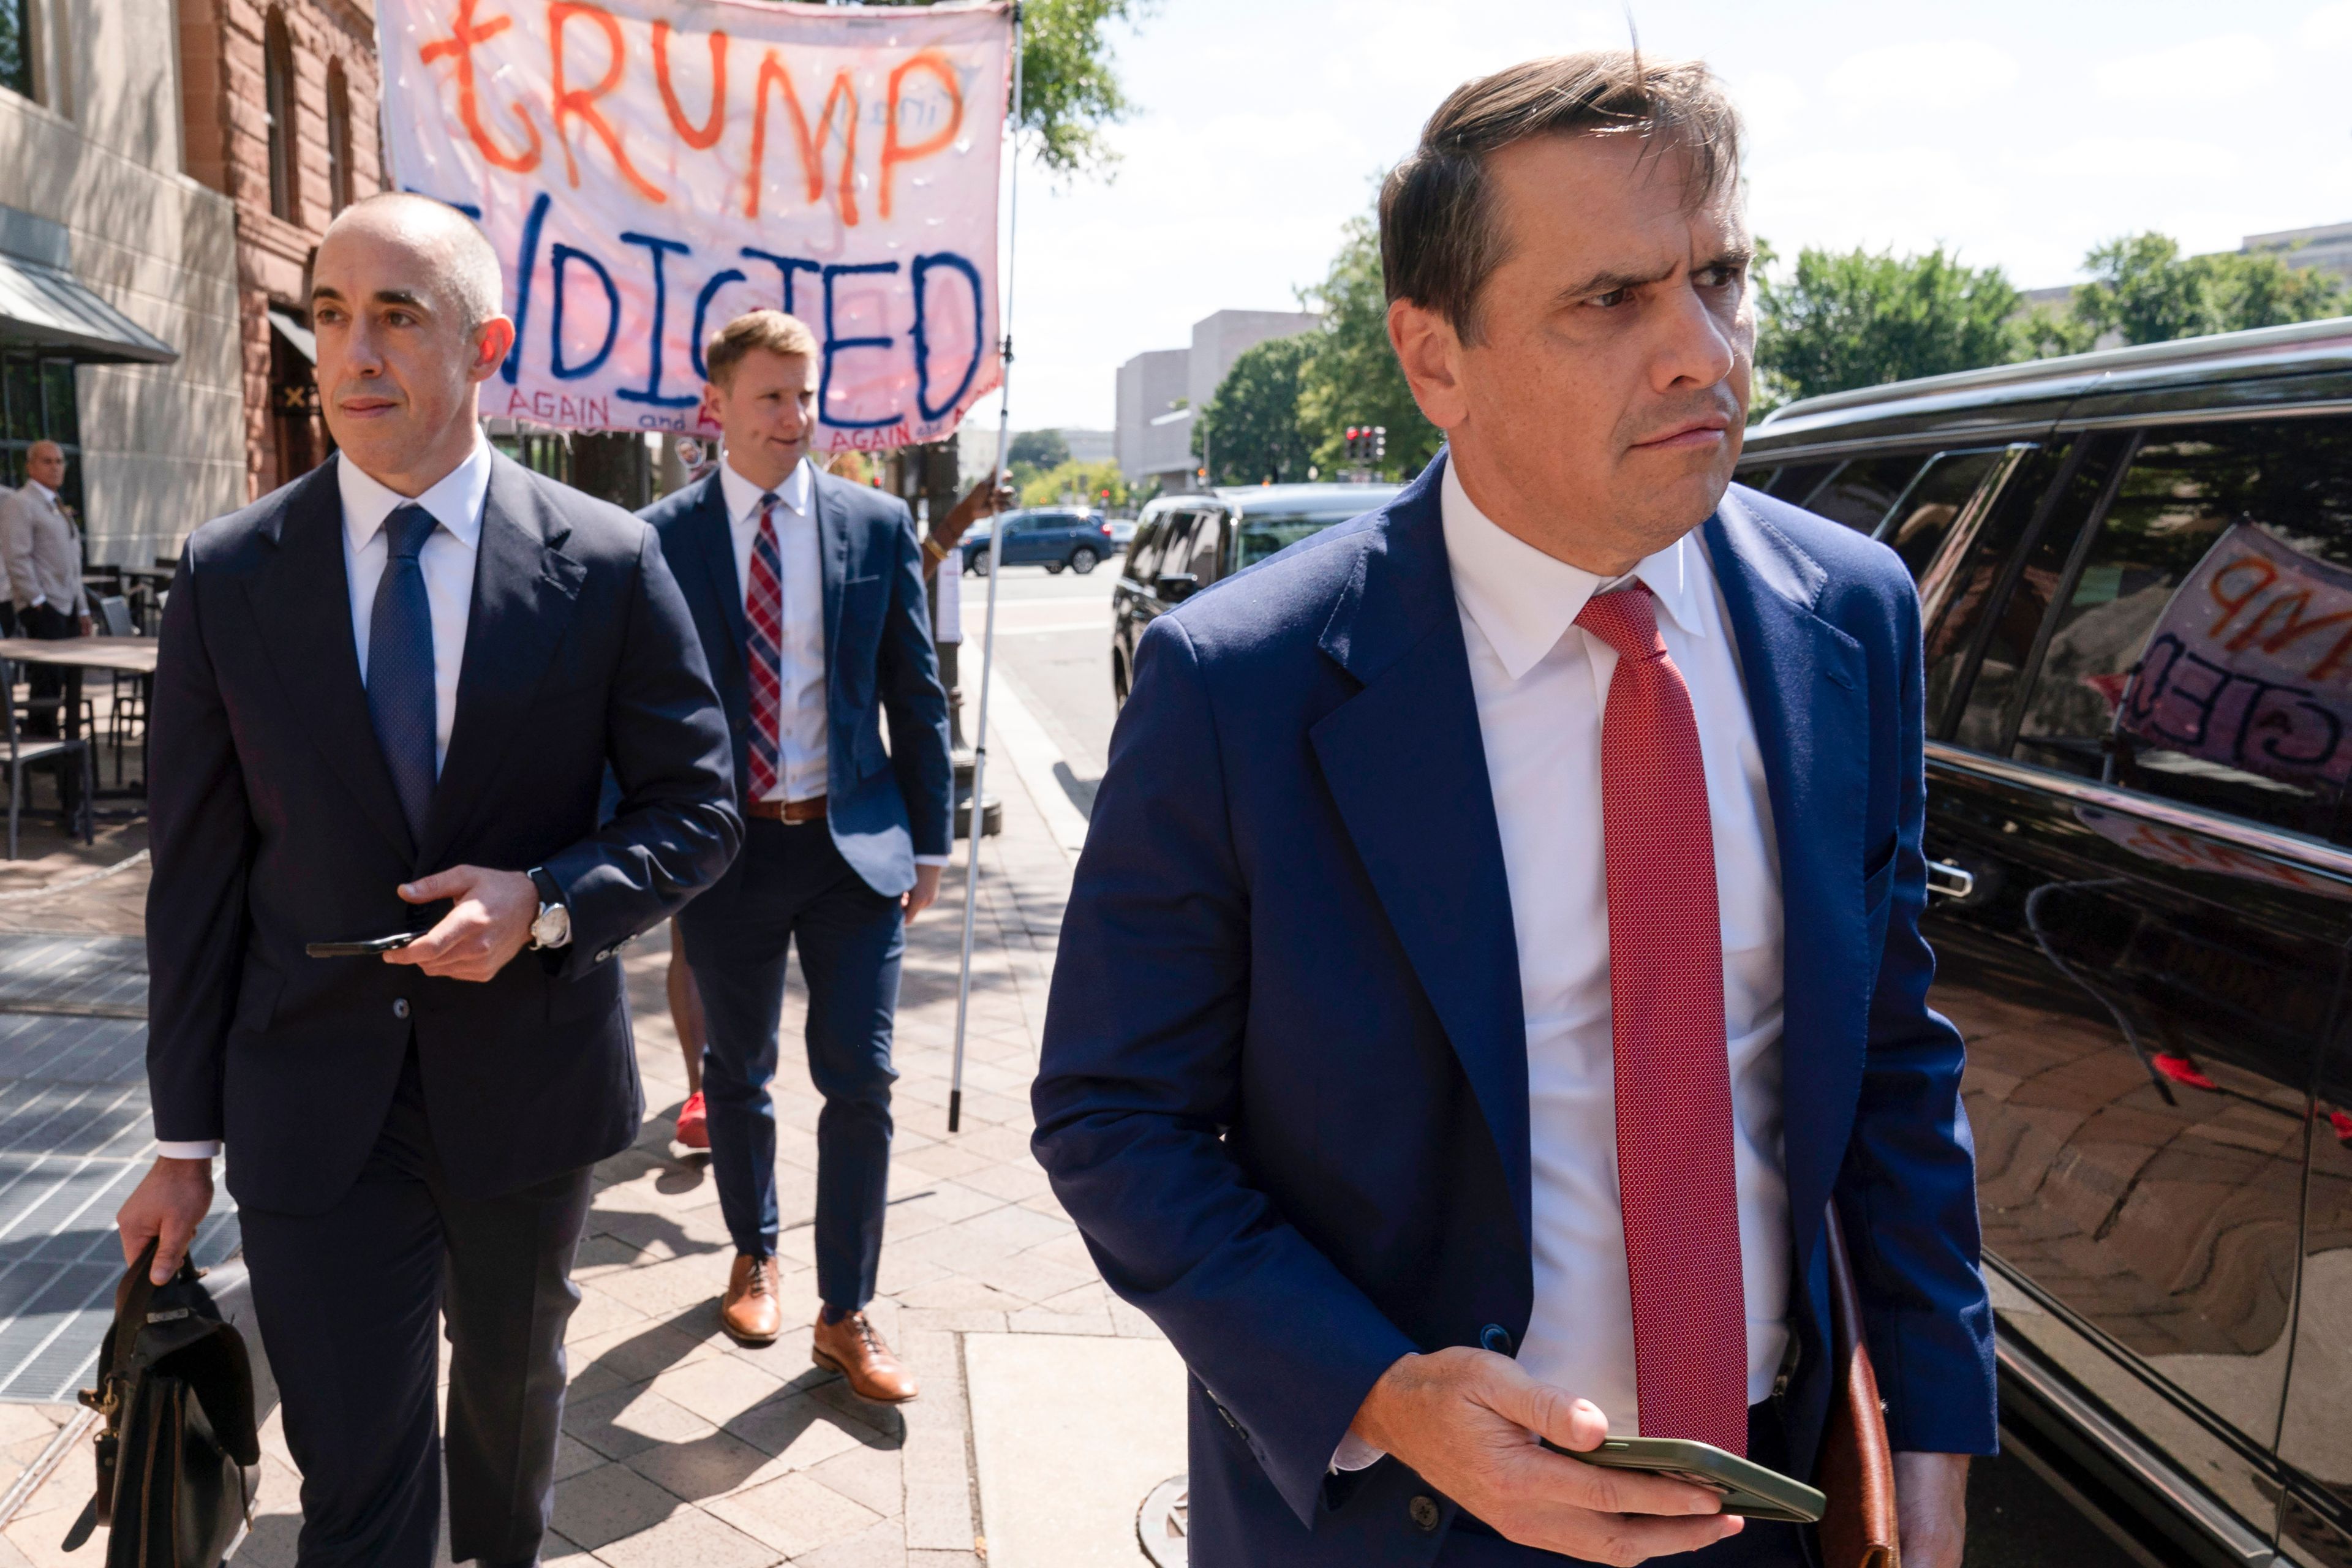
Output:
[377, 0, 1011, 450]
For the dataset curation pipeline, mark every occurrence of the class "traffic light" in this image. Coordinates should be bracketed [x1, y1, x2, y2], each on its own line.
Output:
[1341, 426, 1388, 466]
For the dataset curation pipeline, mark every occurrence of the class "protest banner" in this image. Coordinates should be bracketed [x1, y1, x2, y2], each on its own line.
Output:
[376, 0, 1012, 451]
[2116, 522, 2352, 790]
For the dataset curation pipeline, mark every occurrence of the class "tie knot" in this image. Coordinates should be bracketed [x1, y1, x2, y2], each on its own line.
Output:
[384, 504, 437, 562]
[759, 491, 779, 513]
[1573, 581, 1664, 662]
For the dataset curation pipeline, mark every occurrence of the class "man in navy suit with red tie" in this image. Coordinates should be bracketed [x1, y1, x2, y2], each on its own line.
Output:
[640, 310, 955, 1401]
[1034, 53, 1994, 1567]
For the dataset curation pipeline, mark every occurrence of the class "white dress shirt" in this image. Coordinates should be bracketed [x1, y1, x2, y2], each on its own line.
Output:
[718, 455, 951, 868]
[1335, 464, 1791, 1467]
[720, 456, 828, 804]
[156, 438, 492, 1163]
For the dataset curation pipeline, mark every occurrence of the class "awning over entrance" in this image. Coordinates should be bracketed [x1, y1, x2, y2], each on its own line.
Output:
[268, 308, 315, 363]
[0, 206, 178, 366]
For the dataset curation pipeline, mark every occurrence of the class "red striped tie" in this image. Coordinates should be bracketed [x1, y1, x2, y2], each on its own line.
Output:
[1574, 582, 1749, 1456]
[745, 493, 784, 800]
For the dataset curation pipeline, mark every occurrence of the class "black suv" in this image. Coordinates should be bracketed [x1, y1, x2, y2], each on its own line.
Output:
[1743, 317, 2352, 1568]
[1109, 483, 1401, 704]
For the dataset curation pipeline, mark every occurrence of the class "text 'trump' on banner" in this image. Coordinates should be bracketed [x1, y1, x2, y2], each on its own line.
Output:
[378, 0, 1012, 451]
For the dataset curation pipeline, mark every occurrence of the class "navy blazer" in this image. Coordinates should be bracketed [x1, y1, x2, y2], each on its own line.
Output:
[146, 453, 741, 1216]
[1032, 453, 1997, 1565]
[639, 467, 952, 897]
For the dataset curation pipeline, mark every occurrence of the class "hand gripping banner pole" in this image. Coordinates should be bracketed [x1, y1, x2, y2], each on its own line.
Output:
[949, 2, 1023, 1134]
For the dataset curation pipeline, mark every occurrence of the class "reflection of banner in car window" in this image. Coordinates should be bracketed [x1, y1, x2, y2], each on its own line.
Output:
[2120, 522, 2352, 788]
[2074, 804, 2352, 902]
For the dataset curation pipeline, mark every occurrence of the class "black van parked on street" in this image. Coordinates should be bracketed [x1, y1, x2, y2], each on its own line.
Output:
[1109, 483, 1401, 706]
[1743, 317, 2352, 1568]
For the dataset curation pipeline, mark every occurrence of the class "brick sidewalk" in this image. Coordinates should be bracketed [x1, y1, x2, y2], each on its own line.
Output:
[0, 755, 1158, 1567]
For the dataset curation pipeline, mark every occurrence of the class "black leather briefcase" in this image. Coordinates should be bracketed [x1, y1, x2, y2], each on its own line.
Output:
[61, 1239, 261, 1568]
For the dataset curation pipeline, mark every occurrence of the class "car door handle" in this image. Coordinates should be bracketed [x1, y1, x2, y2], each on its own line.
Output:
[1926, 860, 1975, 900]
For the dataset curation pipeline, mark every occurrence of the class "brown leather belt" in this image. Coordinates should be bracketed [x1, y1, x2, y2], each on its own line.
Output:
[747, 794, 828, 824]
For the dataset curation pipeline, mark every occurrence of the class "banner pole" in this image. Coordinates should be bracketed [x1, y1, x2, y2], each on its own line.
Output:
[949, 1, 1023, 1135]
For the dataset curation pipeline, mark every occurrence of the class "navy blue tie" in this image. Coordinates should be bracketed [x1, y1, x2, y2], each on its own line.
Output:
[368, 503, 439, 843]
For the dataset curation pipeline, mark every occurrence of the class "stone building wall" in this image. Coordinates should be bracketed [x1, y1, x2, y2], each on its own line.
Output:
[0, 0, 246, 563]
[178, 0, 382, 497]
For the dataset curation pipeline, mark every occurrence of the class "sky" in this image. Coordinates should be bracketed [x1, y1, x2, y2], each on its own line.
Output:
[963, 0, 2352, 438]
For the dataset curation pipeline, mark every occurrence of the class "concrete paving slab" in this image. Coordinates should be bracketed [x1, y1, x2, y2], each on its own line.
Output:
[965, 1333, 1187, 1568]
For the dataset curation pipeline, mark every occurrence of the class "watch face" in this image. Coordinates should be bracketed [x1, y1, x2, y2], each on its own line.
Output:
[535, 904, 571, 947]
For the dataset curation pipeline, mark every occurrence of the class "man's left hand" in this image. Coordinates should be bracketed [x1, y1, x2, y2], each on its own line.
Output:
[77, 614, 92, 636]
[903, 863, 943, 923]
[1893, 1452, 1968, 1568]
[386, 865, 538, 981]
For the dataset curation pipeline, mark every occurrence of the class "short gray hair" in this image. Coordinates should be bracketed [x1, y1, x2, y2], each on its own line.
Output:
[326, 192, 505, 331]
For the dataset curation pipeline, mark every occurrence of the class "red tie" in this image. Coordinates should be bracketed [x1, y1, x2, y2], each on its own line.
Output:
[1574, 582, 1749, 1456]
[745, 494, 785, 800]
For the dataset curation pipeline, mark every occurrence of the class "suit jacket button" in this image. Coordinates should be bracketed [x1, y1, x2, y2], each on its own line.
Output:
[391, 998, 410, 1020]
[1409, 1495, 1441, 1532]
[1480, 1324, 1514, 1355]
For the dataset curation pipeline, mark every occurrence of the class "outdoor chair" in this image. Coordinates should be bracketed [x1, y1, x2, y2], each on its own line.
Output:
[97, 596, 148, 787]
[0, 656, 93, 859]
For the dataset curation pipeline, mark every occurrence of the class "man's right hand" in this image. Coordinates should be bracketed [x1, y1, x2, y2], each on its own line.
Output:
[1349, 1348, 1743, 1564]
[116, 1156, 214, 1284]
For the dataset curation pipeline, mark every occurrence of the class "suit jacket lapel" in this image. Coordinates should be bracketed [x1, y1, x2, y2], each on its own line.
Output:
[1308, 456, 1533, 1248]
[812, 468, 850, 676]
[417, 454, 587, 867]
[681, 471, 748, 687]
[248, 459, 417, 862]
[1703, 492, 1869, 1278]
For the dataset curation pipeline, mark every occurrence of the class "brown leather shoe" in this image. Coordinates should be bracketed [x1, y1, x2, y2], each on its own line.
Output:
[812, 1310, 919, 1404]
[721, 1254, 783, 1345]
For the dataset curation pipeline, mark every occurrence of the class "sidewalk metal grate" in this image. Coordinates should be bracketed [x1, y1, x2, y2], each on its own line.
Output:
[0, 937, 241, 1404]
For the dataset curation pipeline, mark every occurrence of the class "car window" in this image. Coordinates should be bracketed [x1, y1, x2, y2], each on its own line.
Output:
[1181, 511, 1225, 582]
[2010, 417, 2352, 843]
[1804, 454, 1930, 533]
[1126, 514, 1166, 581]
[1234, 506, 1373, 570]
[1880, 447, 2012, 582]
[1154, 511, 1201, 586]
[1920, 440, 2100, 737]
[1760, 462, 1837, 503]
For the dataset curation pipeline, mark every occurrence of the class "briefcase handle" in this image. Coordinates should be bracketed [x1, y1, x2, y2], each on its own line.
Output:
[1819, 1203, 1900, 1568]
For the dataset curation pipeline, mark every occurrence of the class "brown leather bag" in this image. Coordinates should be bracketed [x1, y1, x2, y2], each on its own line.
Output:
[1817, 1205, 1900, 1568]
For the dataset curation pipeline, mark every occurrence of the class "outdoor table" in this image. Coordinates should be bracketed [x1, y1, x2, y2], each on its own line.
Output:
[0, 637, 160, 832]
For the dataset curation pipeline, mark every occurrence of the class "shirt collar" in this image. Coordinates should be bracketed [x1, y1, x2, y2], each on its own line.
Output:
[21, 479, 55, 505]
[1439, 458, 1706, 682]
[337, 435, 491, 555]
[719, 454, 811, 525]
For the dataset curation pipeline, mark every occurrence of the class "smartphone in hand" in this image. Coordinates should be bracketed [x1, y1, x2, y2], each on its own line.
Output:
[304, 932, 421, 959]
[1549, 1436, 1826, 1523]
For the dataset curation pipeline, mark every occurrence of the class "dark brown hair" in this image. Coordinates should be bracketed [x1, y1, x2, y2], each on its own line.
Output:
[1379, 51, 1741, 344]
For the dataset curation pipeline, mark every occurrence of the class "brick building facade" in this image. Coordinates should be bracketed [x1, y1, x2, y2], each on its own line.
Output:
[176, 0, 382, 498]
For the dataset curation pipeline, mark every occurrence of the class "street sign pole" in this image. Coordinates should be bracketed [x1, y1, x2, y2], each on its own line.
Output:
[949, 2, 1024, 1135]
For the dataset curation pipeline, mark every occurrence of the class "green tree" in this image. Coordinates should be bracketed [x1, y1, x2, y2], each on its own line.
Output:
[1295, 213, 1441, 480]
[1195, 333, 1318, 485]
[872, 0, 1147, 177]
[1008, 429, 1071, 470]
[1019, 457, 1127, 508]
[1755, 244, 2025, 407]
[1013, 0, 1150, 178]
[2063, 232, 2346, 347]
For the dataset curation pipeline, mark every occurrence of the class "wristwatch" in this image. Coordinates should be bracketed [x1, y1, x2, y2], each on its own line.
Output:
[526, 867, 571, 949]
